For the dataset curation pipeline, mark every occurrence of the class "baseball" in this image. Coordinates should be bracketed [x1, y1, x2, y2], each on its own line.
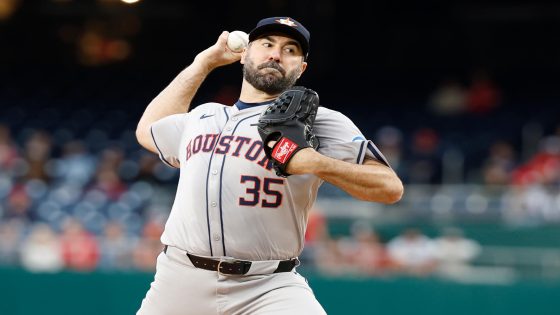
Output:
[227, 30, 249, 53]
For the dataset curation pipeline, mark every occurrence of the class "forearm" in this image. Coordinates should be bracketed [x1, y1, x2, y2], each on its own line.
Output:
[316, 156, 403, 203]
[136, 31, 240, 153]
[290, 150, 404, 203]
[136, 58, 212, 152]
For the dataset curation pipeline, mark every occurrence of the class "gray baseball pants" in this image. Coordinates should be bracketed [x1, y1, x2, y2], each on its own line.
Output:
[136, 246, 327, 315]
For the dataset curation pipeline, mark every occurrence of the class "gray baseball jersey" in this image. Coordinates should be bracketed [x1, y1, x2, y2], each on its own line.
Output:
[150, 101, 388, 261]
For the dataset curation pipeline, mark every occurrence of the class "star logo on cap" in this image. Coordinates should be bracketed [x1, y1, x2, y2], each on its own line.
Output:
[275, 18, 297, 27]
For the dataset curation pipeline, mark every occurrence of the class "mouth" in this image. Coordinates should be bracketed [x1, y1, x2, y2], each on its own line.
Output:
[260, 67, 284, 76]
[258, 63, 285, 76]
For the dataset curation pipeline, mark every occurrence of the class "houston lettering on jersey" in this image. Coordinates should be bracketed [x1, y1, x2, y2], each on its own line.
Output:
[185, 133, 274, 171]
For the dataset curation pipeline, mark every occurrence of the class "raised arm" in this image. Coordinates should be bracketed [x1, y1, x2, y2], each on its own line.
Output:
[136, 31, 242, 153]
[287, 149, 404, 204]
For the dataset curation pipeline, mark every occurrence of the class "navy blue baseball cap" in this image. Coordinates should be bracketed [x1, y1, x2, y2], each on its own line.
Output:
[248, 17, 310, 60]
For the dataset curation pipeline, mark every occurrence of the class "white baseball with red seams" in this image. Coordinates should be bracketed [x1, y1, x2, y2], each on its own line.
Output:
[226, 30, 249, 53]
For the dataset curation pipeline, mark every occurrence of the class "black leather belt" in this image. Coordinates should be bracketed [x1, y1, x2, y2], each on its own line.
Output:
[163, 245, 298, 275]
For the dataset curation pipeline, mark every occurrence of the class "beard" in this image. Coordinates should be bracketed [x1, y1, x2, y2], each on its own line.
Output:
[243, 58, 301, 95]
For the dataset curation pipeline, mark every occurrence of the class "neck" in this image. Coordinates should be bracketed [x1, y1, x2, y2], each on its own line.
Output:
[239, 80, 279, 103]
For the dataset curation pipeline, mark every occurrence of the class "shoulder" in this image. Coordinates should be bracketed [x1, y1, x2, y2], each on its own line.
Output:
[316, 106, 339, 117]
[189, 102, 228, 114]
[153, 102, 228, 127]
[316, 106, 354, 123]
[315, 106, 359, 129]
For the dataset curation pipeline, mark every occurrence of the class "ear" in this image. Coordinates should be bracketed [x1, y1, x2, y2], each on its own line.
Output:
[240, 43, 250, 64]
[297, 61, 308, 79]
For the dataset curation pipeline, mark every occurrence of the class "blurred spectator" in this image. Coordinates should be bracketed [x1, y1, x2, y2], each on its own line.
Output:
[432, 227, 481, 280]
[511, 134, 560, 186]
[305, 206, 329, 244]
[98, 146, 125, 172]
[60, 218, 100, 271]
[301, 206, 329, 265]
[482, 141, 517, 185]
[0, 218, 24, 266]
[135, 153, 161, 183]
[54, 140, 96, 187]
[375, 126, 404, 176]
[22, 130, 53, 181]
[5, 183, 32, 219]
[0, 124, 19, 173]
[89, 168, 127, 201]
[313, 236, 350, 276]
[427, 78, 467, 116]
[346, 221, 395, 276]
[466, 69, 501, 115]
[88, 147, 128, 200]
[98, 221, 136, 270]
[406, 128, 442, 184]
[20, 223, 64, 273]
[502, 184, 560, 225]
[132, 218, 164, 271]
[387, 228, 438, 276]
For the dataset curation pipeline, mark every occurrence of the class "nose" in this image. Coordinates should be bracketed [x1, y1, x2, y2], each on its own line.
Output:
[267, 48, 281, 62]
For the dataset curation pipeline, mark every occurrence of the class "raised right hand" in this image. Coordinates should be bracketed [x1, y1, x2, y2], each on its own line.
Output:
[194, 31, 244, 72]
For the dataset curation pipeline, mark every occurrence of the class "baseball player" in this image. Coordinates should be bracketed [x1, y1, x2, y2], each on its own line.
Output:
[135, 16, 403, 315]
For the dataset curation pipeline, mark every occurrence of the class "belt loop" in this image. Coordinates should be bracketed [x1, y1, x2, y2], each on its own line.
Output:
[273, 258, 299, 273]
[241, 261, 252, 274]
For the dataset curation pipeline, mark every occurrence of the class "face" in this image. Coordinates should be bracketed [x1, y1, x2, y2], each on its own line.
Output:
[241, 34, 307, 95]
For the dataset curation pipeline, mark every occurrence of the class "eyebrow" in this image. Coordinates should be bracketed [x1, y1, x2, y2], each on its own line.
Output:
[261, 36, 302, 51]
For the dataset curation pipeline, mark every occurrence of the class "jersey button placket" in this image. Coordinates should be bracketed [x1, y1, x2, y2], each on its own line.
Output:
[208, 118, 235, 257]
[208, 145, 223, 256]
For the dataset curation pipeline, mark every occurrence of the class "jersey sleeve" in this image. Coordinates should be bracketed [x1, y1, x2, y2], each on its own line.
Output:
[314, 108, 391, 167]
[150, 113, 187, 168]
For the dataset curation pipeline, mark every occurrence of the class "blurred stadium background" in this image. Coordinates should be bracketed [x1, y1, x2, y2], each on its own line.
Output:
[1, 0, 560, 314]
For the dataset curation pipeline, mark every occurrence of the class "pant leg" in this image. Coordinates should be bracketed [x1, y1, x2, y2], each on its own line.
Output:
[136, 252, 219, 315]
[219, 271, 327, 315]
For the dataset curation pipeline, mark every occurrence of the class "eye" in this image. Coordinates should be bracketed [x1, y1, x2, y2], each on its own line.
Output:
[284, 46, 298, 54]
[262, 42, 272, 47]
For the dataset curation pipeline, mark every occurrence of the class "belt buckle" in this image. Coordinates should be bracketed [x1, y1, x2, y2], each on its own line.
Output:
[217, 258, 236, 276]
[217, 258, 251, 276]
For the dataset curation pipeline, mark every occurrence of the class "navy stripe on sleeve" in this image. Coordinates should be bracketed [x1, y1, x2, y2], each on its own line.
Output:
[150, 126, 178, 169]
[223, 107, 229, 121]
[356, 140, 367, 164]
[367, 140, 390, 167]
